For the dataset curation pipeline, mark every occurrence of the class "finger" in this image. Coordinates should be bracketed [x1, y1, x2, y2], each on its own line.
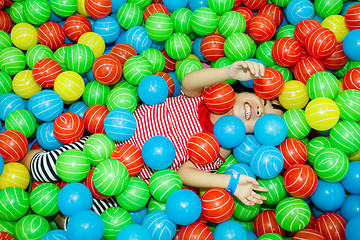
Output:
[252, 191, 267, 201]
[246, 61, 256, 75]
[243, 175, 259, 186]
[254, 186, 269, 192]
[259, 64, 265, 77]
[237, 61, 248, 68]
[247, 196, 263, 205]
[241, 198, 255, 206]
[253, 63, 260, 78]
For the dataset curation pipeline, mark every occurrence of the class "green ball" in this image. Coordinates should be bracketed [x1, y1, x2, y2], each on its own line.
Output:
[56, 149, 91, 182]
[217, 154, 237, 174]
[224, 32, 256, 62]
[218, 11, 246, 38]
[149, 169, 183, 202]
[258, 233, 284, 240]
[275, 197, 311, 232]
[123, 56, 153, 85]
[271, 0, 292, 7]
[106, 87, 138, 113]
[335, 89, 360, 122]
[334, 59, 350, 78]
[116, 177, 150, 211]
[50, 0, 77, 17]
[30, 183, 60, 217]
[256, 41, 276, 67]
[348, 59, 360, 70]
[276, 25, 295, 39]
[329, 120, 360, 154]
[314, 147, 349, 182]
[314, 0, 343, 18]
[258, 175, 287, 205]
[0, 30, 12, 52]
[146, 13, 174, 42]
[233, 197, 260, 221]
[54, 46, 70, 72]
[65, 44, 95, 74]
[10, 1, 27, 24]
[307, 136, 331, 166]
[83, 81, 111, 106]
[171, 8, 192, 35]
[117, 3, 143, 30]
[147, 197, 166, 213]
[0, 187, 29, 221]
[306, 72, 339, 100]
[5, 109, 37, 138]
[100, 207, 133, 240]
[188, 30, 201, 41]
[0, 47, 26, 75]
[176, 58, 204, 83]
[237, 220, 254, 232]
[0, 219, 17, 236]
[83, 134, 115, 166]
[24, 0, 51, 25]
[113, 79, 139, 100]
[165, 32, 192, 61]
[208, 0, 234, 15]
[140, 48, 166, 73]
[128, 0, 151, 10]
[212, 57, 236, 84]
[26, 44, 54, 69]
[15, 214, 51, 240]
[282, 109, 311, 139]
[271, 64, 293, 83]
[93, 159, 130, 196]
[190, 7, 218, 36]
[0, 71, 12, 97]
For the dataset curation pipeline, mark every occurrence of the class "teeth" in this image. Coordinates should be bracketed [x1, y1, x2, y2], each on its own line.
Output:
[245, 103, 250, 120]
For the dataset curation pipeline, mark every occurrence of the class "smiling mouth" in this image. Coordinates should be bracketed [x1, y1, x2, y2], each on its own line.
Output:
[245, 102, 251, 120]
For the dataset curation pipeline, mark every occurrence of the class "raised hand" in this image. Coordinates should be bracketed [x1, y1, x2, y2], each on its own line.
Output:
[233, 174, 268, 206]
[227, 60, 265, 81]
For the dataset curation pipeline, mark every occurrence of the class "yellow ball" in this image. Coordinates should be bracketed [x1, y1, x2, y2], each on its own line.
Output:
[0, 162, 30, 190]
[348, 148, 360, 161]
[77, 0, 90, 17]
[54, 71, 85, 104]
[305, 97, 340, 131]
[78, 32, 105, 58]
[10, 23, 38, 51]
[12, 70, 42, 99]
[322, 15, 350, 42]
[278, 80, 309, 110]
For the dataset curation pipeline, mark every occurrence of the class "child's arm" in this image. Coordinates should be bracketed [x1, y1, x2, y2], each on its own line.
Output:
[18, 149, 43, 171]
[181, 61, 265, 98]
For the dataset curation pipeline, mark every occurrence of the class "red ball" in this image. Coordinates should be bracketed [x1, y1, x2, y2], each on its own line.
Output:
[201, 188, 234, 223]
[242, 0, 267, 9]
[64, 14, 92, 42]
[4, 0, 13, 8]
[110, 43, 137, 66]
[0, 130, 28, 162]
[234, 7, 254, 33]
[92, 54, 122, 85]
[345, 3, 360, 30]
[0, 0, 4, 8]
[342, 67, 360, 91]
[294, 57, 325, 85]
[254, 210, 285, 237]
[85, 0, 112, 18]
[154, 72, 174, 97]
[111, 144, 144, 176]
[0, 232, 15, 240]
[178, 222, 213, 240]
[305, 27, 336, 59]
[321, 42, 348, 70]
[37, 22, 65, 50]
[144, 3, 170, 22]
[203, 82, 235, 114]
[160, 49, 176, 73]
[187, 132, 220, 165]
[83, 105, 109, 134]
[200, 34, 226, 62]
[293, 229, 325, 240]
[272, 37, 302, 67]
[278, 138, 308, 169]
[284, 164, 318, 198]
[232, 0, 242, 9]
[248, 14, 276, 43]
[32, 58, 62, 88]
[0, 10, 12, 33]
[314, 213, 346, 240]
[306, 212, 317, 230]
[53, 112, 85, 144]
[84, 168, 109, 200]
[30, 141, 44, 150]
[253, 68, 284, 99]
[258, 4, 283, 28]
[294, 19, 322, 47]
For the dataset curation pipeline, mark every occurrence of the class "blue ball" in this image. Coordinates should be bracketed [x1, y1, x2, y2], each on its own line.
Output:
[141, 136, 175, 170]
[129, 207, 148, 225]
[86, 68, 96, 82]
[168, 72, 181, 97]
[240, 58, 265, 89]
[250, 145, 284, 179]
[57, 183, 93, 217]
[116, 224, 152, 240]
[138, 75, 168, 105]
[115, 31, 127, 45]
[213, 220, 247, 240]
[94, 17, 121, 44]
[312, 14, 324, 24]
[310, 179, 345, 212]
[233, 134, 261, 165]
[111, 0, 126, 13]
[151, 40, 166, 51]
[0, 93, 25, 121]
[225, 163, 256, 179]
[124, 26, 152, 54]
[285, 0, 314, 25]
[341, 1, 358, 16]
[67, 210, 105, 240]
[104, 109, 137, 141]
[58, 21, 75, 44]
[246, 230, 257, 240]
[166, 189, 202, 225]
[36, 121, 64, 150]
[189, 0, 208, 11]
[162, 0, 189, 12]
[343, 29, 360, 61]
[254, 113, 288, 146]
[213, 115, 246, 148]
[0, 155, 3, 176]
[345, 215, 360, 240]
[49, 11, 65, 23]
[340, 195, 360, 222]
[142, 211, 177, 240]
[341, 161, 360, 194]
[28, 90, 63, 122]
[67, 101, 88, 118]
[192, 36, 208, 62]
[42, 230, 68, 240]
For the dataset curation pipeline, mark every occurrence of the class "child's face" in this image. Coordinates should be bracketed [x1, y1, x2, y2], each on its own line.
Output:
[230, 92, 284, 133]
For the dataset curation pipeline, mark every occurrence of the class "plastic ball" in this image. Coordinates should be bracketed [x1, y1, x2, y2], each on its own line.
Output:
[258, 4, 284, 28]
[32, 58, 62, 88]
[41, 230, 69, 240]
[336, 89, 360, 122]
[116, 224, 152, 240]
[343, 29, 360, 61]
[343, 67, 360, 91]
[78, 32, 105, 58]
[100, 207, 132, 239]
[171, 8, 192, 35]
[110, 43, 137, 66]
[242, 0, 267, 9]
[149, 169, 183, 202]
[56, 149, 90, 182]
[311, 180, 345, 212]
[128, 207, 147, 225]
[64, 14, 91, 41]
[187, 131, 220, 165]
[253, 210, 285, 237]
[306, 71, 340, 100]
[0, 232, 16, 240]
[248, 14, 276, 43]
[24, 0, 51, 25]
[278, 80, 309, 110]
[5, 109, 36, 139]
[218, 11, 246, 38]
[93, 16, 120, 44]
[15, 214, 51, 240]
[147, 197, 166, 213]
[285, 0, 314, 26]
[0, 130, 28, 162]
[330, 120, 360, 154]
[0, 11, 13, 33]
[26, 44, 54, 70]
[140, 48, 166, 73]
[314, 0, 343, 19]
[54, 46, 70, 71]
[124, 26, 152, 54]
[200, 34, 226, 62]
[116, 3, 142, 30]
[36, 121, 64, 150]
[0, 47, 26, 75]
[123, 55, 153, 85]
[339, 194, 360, 222]
[138, 74, 168, 105]
[258, 175, 287, 205]
[145, 12, 173, 42]
[190, 7, 218, 36]
[12, 70, 42, 99]
[224, 32, 256, 62]
[321, 15, 349, 43]
[254, 114, 287, 146]
[50, 0, 77, 17]
[154, 72, 174, 97]
[254, 68, 285, 100]
[232, 134, 260, 164]
[84, 168, 109, 200]
[165, 32, 192, 61]
[233, 196, 260, 221]
[345, 3, 360, 30]
[142, 211, 177, 240]
[213, 220, 247, 240]
[111, 144, 144, 176]
[255, 41, 276, 67]
[0, 71, 11, 97]
[0, 187, 29, 221]
[305, 27, 337, 59]
[141, 135, 175, 170]
[284, 164, 318, 198]
[282, 108, 311, 139]
[83, 105, 109, 134]
[213, 115, 246, 148]
[68, 101, 88, 118]
[10, 23, 38, 51]
[207, 0, 234, 15]
[178, 222, 213, 240]
[67, 210, 105, 240]
[53, 112, 84, 143]
[341, 161, 360, 194]
[144, 3, 170, 23]
[83, 81, 111, 106]
[30, 183, 60, 217]
[54, 71, 85, 103]
[28, 90, 63, 122]
[293, 229, 325, 240]
[66, 44, 95, 74]
[93, 54, 122, 85]
[307, 136, 331, 166]
[201, 188, 234, 223]
[203, 82, 235, 114]
[176, 58, 204, 83]
[250, 145, 284, 179]
[116, 177, 149, 211]
[294, 57, 325, 85]
[37, 22, 65, 50]
[278, 138, 307, 169]
[272, 37, 301, 67]
[314, 212, 346, 240]
[85, 0, 112, 18]
[104, 108, 136, 141]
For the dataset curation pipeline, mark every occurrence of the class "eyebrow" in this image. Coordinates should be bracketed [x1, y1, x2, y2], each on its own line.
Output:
[272, 101, 286, 112]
